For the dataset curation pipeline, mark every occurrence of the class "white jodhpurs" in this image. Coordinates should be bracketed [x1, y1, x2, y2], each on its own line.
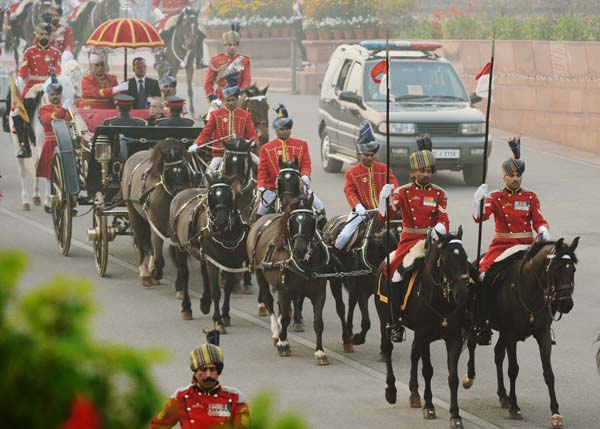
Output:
[309, 190, 324, 212]
[334, 212, 367, 250]
[207, 156, 223, 176]
[257, 189, 277, 215]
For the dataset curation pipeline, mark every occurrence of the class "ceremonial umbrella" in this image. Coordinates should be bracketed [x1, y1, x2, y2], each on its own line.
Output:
[85, 18, 165, 79]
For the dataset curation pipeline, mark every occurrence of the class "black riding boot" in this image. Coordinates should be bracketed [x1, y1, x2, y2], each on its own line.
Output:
[13, 115, 32, 158]
[387, 275, 407, 343]
[476, 276, 493, 346]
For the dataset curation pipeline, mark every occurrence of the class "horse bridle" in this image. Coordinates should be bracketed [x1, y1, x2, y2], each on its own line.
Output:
[221, 149, 253, 190]
[207, 184, 248, 250]
[431, 239, 470, 298]
[159, 158, 195, 197]
[529, 249, 575, 320]
[285, 208, 330, 272]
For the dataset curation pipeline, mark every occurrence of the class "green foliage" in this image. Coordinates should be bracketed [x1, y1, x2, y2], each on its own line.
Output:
[443, 15, 482, 40]
[0, 251, 165, 429]
[250, 391, 308, 429]
[522, 16, 555, 41]
[553, 15, 587, 41]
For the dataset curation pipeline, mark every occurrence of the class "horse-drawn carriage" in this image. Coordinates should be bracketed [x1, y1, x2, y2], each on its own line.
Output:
[50, 108, 204, 276]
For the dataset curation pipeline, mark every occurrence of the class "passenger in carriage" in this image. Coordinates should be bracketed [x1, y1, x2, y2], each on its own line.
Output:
[79, 50, 128, 110]
[103, 94, 147, 126]
[159, 75, 177, 98]
[157, 95, 195, 127]
[472, 138, 550, 345]
[334, 121, 399, 251]
[146, 96, 166, 126]
[127, 57, 161, 109]
[256, 104, 326, 226]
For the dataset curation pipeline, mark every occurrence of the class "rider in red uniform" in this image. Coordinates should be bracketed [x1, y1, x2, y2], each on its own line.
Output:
[472, 137, 550, 345]
[79, 51, 128, 109]
[204, 29, 250, 102]
[379, 136, 450, 342]
[33, 5, 75, 60]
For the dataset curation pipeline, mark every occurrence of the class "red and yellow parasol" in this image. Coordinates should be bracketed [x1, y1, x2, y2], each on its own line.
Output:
[86, 18, 165, 79]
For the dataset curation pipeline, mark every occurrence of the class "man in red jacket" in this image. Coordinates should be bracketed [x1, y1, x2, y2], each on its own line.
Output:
[149, 343, 250, 429]
[204, 29, 250, 102]
[188, 82, 257, 175]
[335, 121, 398, 250]
[380, 135, 450, 342]
[79, 51, 128, 110]
[472, 137, 550, 345]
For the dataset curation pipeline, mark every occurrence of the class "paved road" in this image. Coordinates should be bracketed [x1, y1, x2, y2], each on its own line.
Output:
[1, 91, 599, 429]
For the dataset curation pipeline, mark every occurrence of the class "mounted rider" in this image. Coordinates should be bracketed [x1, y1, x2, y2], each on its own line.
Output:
[33, 4, 74, 62]
[79, 50, 128, 110]
[188, 78, 258, 175]
[334, 121, 399, 251]
[12, 23, 61, 158]
[472, 137, 550, 345]
[204, 26, 251, 102]
[380, 136, 450, 342]
[256, 103, 326, 225]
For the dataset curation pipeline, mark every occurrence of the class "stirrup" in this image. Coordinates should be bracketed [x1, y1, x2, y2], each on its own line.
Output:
[16, 147, 31, 158]
[386, 322, 405, 343]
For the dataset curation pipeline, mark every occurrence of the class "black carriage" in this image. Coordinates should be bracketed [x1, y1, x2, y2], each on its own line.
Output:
[51, 118, 203, 276]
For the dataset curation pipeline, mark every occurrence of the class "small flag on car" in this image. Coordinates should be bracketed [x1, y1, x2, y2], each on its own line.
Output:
[475, 62, 493, 99]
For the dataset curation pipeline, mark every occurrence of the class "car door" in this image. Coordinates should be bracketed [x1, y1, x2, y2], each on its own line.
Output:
[319, 53, 345, 147]
[337, 61, 364, 156]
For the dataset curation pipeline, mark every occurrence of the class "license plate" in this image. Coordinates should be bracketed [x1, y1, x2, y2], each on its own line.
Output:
[432, 149, 460, 159]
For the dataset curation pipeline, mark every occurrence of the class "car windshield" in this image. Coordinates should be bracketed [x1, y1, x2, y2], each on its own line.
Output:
[364, 59, 468, 102]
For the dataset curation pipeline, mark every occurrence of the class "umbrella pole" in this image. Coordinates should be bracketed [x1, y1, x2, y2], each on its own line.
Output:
[124, 47, 128, 81]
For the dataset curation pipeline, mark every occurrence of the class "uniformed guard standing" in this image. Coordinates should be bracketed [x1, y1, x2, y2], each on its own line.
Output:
[380, 136, 450, 342]
[204, 26, 251, 102]
[157, 96, 196, 127]
[148, 343, 250, 429]
[103, 94, 147, 126]
[472, 137, 550, 345]
[335, 122, 399, 250]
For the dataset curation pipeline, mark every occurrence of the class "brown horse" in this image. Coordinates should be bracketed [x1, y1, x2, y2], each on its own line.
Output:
[121, 138, 195, 288]
[240, 84, 270, 145]
[247, 195, 331, 365]
[463, 236, 579, 429]
[374, 227, 470, 428]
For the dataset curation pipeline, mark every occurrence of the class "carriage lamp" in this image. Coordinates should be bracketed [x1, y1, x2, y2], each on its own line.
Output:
[95, 140, 112, 162]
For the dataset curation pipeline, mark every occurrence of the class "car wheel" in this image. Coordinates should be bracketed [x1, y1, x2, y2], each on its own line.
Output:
[321, 132, 343, 173]
[462, 163, 485, 186]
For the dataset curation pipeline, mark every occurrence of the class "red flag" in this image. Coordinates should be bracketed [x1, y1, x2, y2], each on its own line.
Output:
[370, 59, 387, 84]
[475, 62, 492, 98]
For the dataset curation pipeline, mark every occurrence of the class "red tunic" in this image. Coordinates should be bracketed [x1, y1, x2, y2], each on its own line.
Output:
[36, 103, 72, 179]
[78, 73, 120, 109]
[193, 107, 258, 157]
[382, 182, 450, 275]
[149, 384, 250, 429]
[257, 137, 311, 190]
[18, 44, 62, 98]
[475, 187, 549, 274]
[344, 161, 399, 210]
[33, 26, 75, 53]
[204, 54, 251, 101]
[151, 0, 192, 14]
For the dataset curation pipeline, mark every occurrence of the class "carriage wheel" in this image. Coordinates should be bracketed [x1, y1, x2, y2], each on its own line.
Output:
[50, 152, 73, 256]
[93, 209, 109, 277]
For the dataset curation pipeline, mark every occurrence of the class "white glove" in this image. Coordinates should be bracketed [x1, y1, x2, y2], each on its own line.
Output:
[62, 98, 73, 110]
[112, 81, 129, 93]
[10, 106, 21, 117]
[187, 144, 199, 154]
[301, 175, 310, 187]
[61, 50, 74, 62]
[430, 222, 447, 241]
[16, 76, 24, 91]
[354, 203, 367, 217]
[380, 183, 394, 200]
[538, 225, 551, 241]
[472, 183, 489, 219]
[152, 8, 166, 22]
[257, 186, 266, 194]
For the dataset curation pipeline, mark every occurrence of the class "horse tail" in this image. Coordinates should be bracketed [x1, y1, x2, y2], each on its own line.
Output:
[128, 202, 152, 257]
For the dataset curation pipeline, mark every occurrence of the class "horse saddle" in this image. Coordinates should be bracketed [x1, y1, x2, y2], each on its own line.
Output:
[477, 247, 528, 287]
[323, 215, 368, 252]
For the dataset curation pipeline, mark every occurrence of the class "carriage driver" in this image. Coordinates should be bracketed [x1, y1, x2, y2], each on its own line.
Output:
[188, 81, 258, 175]
[379, 135, 449, 342]
[103, 94, 147, 126]
[204, 27, 251, 102]
[79, 50, 128, 110]
[149, 343, 250, 429]
[256, 104, 326, 226]
[334, 122, 398, 251]
[472, 138, 550, 345]
[12, 23, 61, 158]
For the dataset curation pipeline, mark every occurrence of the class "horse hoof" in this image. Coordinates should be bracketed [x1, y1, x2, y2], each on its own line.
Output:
[22, 203, 31, 211]
[277, 343, 291, 357]
[409, 392, 422, 408]
[181, 311, 193, 320]
[258, 303, 268, 317]
[141, 277, 153, 287]
[550, 414, 564, 429]
[215, 323, 227, 334]
[385, 387, 397, 404]
[343, 342, 354, 353]
[151, 278, 160, 286]
[222, 317, 231, 327]
[316, 356, 329, 366]
[272, 336, 278, 347]
[450, 417, 464, 428]
[509, 408, 523, 420]
[352, 334, 366, 345]
[33, 196, 41, 206]
[175, 291, 183, 300]
[499, 396, 510, 409]
[423, 407, 437, 419]
[462, 374, 474, 389]
[200, 298, 211, 315]
[293, 322, 304, 332]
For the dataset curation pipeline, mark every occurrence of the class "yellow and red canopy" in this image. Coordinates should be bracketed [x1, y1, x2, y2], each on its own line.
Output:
[86, 18, 164, 49]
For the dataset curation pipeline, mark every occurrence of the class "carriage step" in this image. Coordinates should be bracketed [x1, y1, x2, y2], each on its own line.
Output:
[99, 208, 129, 216]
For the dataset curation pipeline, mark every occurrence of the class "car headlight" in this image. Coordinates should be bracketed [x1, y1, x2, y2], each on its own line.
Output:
[378, 122, 415, 135]
[461, 123, 484, 135]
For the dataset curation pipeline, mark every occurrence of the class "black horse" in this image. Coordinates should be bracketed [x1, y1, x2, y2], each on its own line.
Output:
[463, 236, 579, 429]
[323, 213, 399, 352]
[240, 84, 270, 145]
[374, 227, 470, 428]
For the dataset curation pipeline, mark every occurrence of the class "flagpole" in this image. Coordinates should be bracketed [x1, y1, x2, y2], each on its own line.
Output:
[385, 20, 393, 324]
[476, 28, 496, 270]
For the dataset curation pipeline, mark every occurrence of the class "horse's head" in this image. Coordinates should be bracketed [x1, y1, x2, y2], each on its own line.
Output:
[241, 84, 269, 145]
[101, 0, 121, 19]
[427, 225, 470, 306]
[222, 137, 251, 191]
[207, 177, 236, 232]
[150, 138, 192, 195]
[177, 7, 198, 51]
[539, 237, 579, 315]
[282, 194, 317, 262]
[277, 157, 303, 209]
